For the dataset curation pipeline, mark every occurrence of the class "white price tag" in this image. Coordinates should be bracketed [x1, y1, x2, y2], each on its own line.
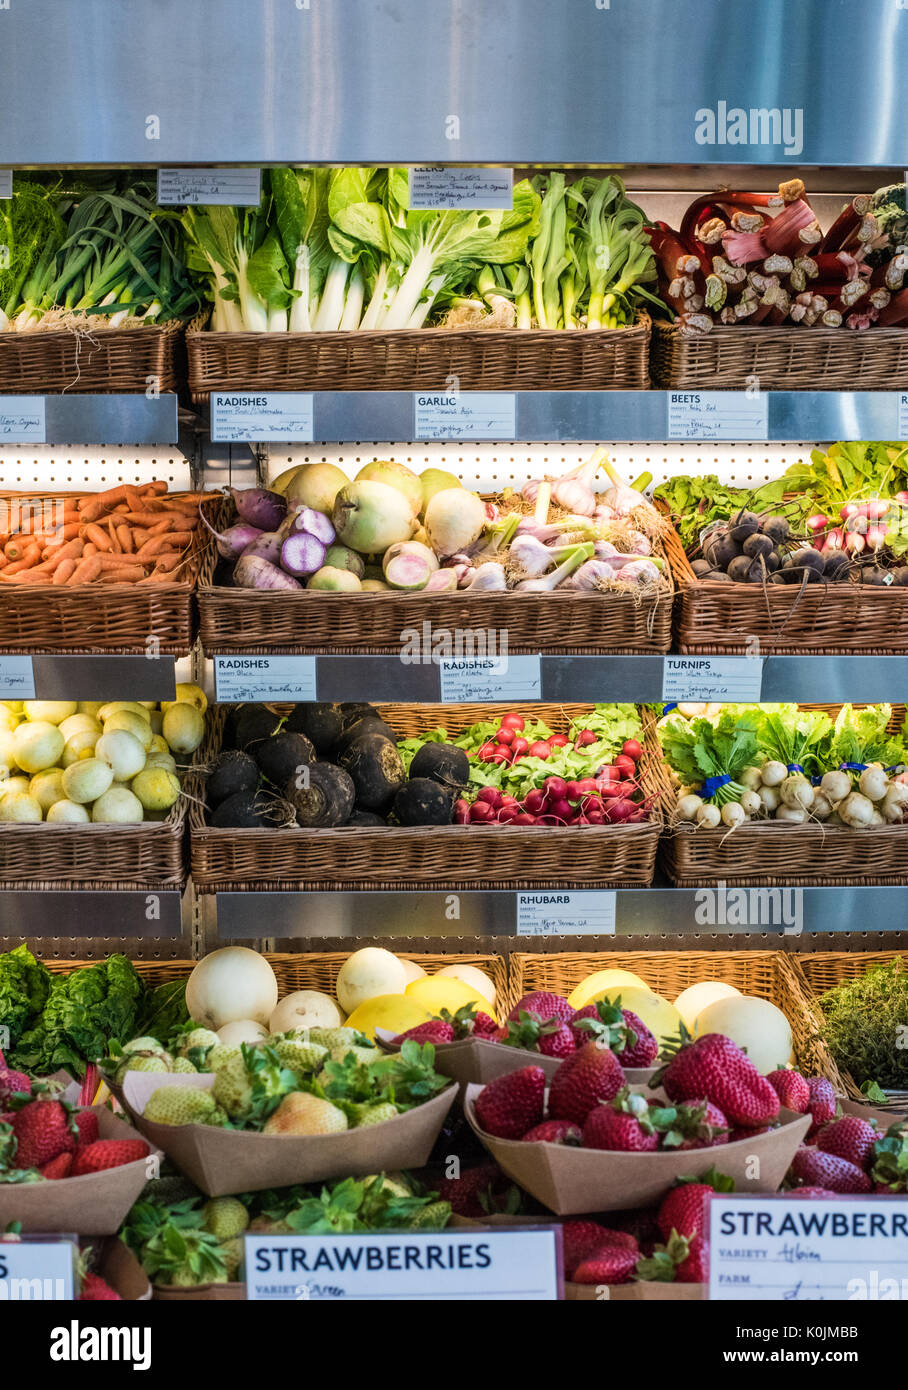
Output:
[0, 396, 46, 443]
[0, 1238, 76, 1299]
[0, 171, 12, 199]
[662, 656, 763, 702]
[709, 1195, 908, 1301]
[214, 655, 317, 702]
[668, 391, 768, 441]
[0, 656, 36, 699]
[211, 392, 314, 443]
[157, 167, 262, 206]
[408, 167, 513, 210]
[414, 392, 516, 441]
[517, 891, 616, 936]
[440, 654, 541, 702]
[244, 1228, 560, 1300]
[899, 393, 908, 441]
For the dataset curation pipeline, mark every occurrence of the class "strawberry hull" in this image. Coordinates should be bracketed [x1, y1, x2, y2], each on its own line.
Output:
[374, 1028, 563, 1091]
[0, 1108, 161, 1235]
[464, 1083, 811, 1215]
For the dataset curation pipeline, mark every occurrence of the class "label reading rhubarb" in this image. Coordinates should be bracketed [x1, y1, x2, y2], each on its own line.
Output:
[408, 167, 513, 210]
[708, 1195, 908, 1300]
[211, 393, 314, 443]
[244, 1228, 560, 1300]
[0, 396, 46, 443]
[662, 656, 763, 702]
[668, 392, 768, 441]
[0, 656, 36, 699]
[157, 168, 262, 206]
[0, 1238, 76, 1299]
[414, 392, 516, 440]
[899, 393, 908, 441]
[440, 655, 541, 702]
[214, 656, 317, 702]
[516, 892, 616, 936]
[0, 171, 12, 199]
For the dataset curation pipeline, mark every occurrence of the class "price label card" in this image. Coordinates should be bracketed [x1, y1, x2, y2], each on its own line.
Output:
[517, 892, 617, 936]
[0, 1238, 76, 1299]
[668, 391, 768, 441]
[214, 656, 317, 702]
[0, 656, 36, 699]
[414, 392, 516, 440]
[0, 171, 12, 199]
[663, 656, 763, 702]
[0, 396, 46, 443]
[211, 392, 314, 443]
[899, 393, 908, 441]
[440, 654, 541, 702]
[709, 1195, 908, 1301]
[245, 1227, 560, 1300]
[157, 167, 262, 206]
[409, 167, 513, 210]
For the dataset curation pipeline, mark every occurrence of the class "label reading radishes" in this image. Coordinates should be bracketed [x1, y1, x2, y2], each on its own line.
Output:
[440, 654, 541, 702]
[0, 396, 46, 443]
[662, 656, 763, 702]
[211, 393, 314, 443]
[414, 393, 516, 440]
[408, 167, 513, 210]
[708, 1194, 908, 1300]
[157, 168, 262, 206]
[0, 656, 36, 699]
[0, 171, 12, 199]
[244, 1227, 560, 1300]
[214, 656, 317, 702]
[899, 393, 908, 441]
[516, 892, 616, 936]
[0, 1238, 76, 1298]
[668, 392, 768, 441]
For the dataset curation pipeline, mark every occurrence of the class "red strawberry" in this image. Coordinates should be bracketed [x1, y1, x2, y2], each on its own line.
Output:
[561, 1220, 615, 1279]
[806, 1076, 837, 1137]
[11, 1096, 76, 1169]
[548, 1041, 624, 1125]
[472, 1012, 500, 1039]
[70, 1139, 150, 1177]
[657, 1177, 732, 1242]
[521, 1119, 581, 1145]
[569, 1002, 657, 1067]
[436, 1162, 519, 1217]
[816, 1115, 879, 1171]
[502, 1011, 575, 1059]
[79, 1271, 121, 1301]
[0, 1065, 31, 1109]
[73, 1110, 100, 1147]
[766, 1068, 810, 1114]
[675, 1233, 709, 1283]
[508, 991, 573, 1024]
[572, 1244, 639, 1286]
[615, 1010, 659, 1068]
[729, 1124, 774, 1142]
[39, 1152, 73, 1180]
[786, 1186, 837, 1198]
[583, 1105, 659, 1153]
[655, 1033, 780, 1127]
[664, 1099, 729, 1150]
[394, 1020, 455, 1045]
[789, 1146, 872, 1194]
[474, 1066, 545, 1140]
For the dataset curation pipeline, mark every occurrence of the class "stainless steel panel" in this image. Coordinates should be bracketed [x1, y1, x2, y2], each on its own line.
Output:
[0, 891, 184, 937]
[1, 0, 904, 166]
[30, 656, 177, 701]
[41, 395, 179, 446]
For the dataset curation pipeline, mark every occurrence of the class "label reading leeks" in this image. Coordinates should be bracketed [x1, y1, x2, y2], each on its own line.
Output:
[408, 167, 513, 210]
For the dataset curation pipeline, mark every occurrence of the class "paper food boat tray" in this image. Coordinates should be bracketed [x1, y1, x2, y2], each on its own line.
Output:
[375, 1030, 655, 1092]
[124, 1073, 456, 1197]
[566, 1278, 705, 1301]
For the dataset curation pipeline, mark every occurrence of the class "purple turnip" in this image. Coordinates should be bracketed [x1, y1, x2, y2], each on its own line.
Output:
[280, 532, 328, 577]
[231, 487, 287, 532]
[233, 555, 303, 590]
[199, 508, 263, 559]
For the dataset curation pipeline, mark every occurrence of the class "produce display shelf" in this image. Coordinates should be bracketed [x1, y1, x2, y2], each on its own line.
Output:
[0, 890, 185, 938]
[200, 390, 908, 444]
[207, 653, 908, 704]
[0, 394, 179, 445]
[209, 885, 908, 940]
[0, 654, 178, 701]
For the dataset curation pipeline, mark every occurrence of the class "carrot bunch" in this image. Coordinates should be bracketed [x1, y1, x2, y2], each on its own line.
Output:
[0, 482, 213, 586]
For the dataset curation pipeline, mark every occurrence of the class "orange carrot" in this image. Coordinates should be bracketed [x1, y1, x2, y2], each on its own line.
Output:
[67, 554, 103, 584]
[1, 571, 51, 584]
[52, 559, 77, 585]
[46, 539, 84, 572]
[107, 517, 122, 553]
[83, 523, 113, 552]
[98, 565, 145, 583]
[117, 525, 134, 553]
[2, 543, 41, 574]
[78, 485, 131, 521]
[98, 553, 152, 569]
[135, 532, 191, 559]
[83, 543, 97, 558]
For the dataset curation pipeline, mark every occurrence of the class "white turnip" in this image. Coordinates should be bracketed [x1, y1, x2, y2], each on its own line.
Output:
[676, 793, 704, 820]
[721, 801, 747, 827]
[740, 789, 762, 816]
[424, 488, 487, 557]
[858, 765, 889, 802]
[696, 803, 721, 828]
[740, 766, 763, 790]
[780, 775, 814, 810]
[775, 805, 807, 823]
[838, 792, 875, 828]
[761, 761, 787, 787]
[811, 791, 834, 819]
[820, 769, 851, 803]
[333, 480, 416, 554]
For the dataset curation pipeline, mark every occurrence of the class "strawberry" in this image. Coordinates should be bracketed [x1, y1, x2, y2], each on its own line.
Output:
[521, 1119, 581, 1145]
[786, 1186, 837, 1198]
[816, 1115, 879, 1170]
[11, 1096, 76, 1169]
[789, 1146, 872, 1194]
[766, 1068, 810, 1114]
[38, 1152, 73, 1180]
[572, 1244, 639, 1286]
[729, 1124, 774, 1143]
[70, 1139, 150, 1177]
[561, 1220, 616, 1278]
[661, 1099, 729, 1150]
[508, 991, 574, 1024]
[0, 1064, 31, 1109]
[657, 1169, 734, 1241]
[79, 1271, 121, 1301]
[570, 1002, 658, 1067]
[394, 1020, 455, 1045]
[806, 1076, 837, 1137]
[474, 1066, 545, 1140]
[73, 1110, 100, 1147]
[583, 1105, 659, 1152]
[654, 1031, 780, 1127]
[472, 1012, 500, 1039]
[676, 1233, 709, 1283]
[436, 1162, 520, 1217]
[502, 1011, 575, 1059]
[614, 1010, 659, 1068]
[548, 1041, 624, 1125]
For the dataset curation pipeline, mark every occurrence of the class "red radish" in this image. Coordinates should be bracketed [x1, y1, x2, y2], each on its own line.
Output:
[622, 739, 643, 761]
[846, 532, 865, 553]
[867, 525, 887, 550]
[585, 809, 605, 824]
[477, 787, 503, 807]
[806, 514, 829, 533]
[548, 734, 570, 748]
[492, 751, 510, 765]
[537, 814, 562, 825]
[511, 738, 529, 757]
[574, 778, 600, 794]
[575, 729, 597, 747]
[564, 782, 583, 801]
[544, 776, 568, 799]
[625, 808, 648, 822]
[454, 799, 470, 824]
[470, 801, 495, 822]
[604, 799, 635, 822]
[524, 790, 545, 814]
[501, 794, 520, 808]
[823, 528, 844, 551]
[500, 713, 524, 732]
[529, 741, 551, 759]
[575, 814, 591, 826]
[548, 798, 572, 820]
[497, 806, 519, 823]
[478, 742, 497, 761]
[581, 794, 603, 812]
[599, 782, 625, 799]
[513, 813, 538, 825]
[840, 503, 860, 520]
[598, 765, 621, 781]
[897, 492, 908, 505]
[496, 727, 515, 746]
[866, 500, 890, 520]
[615, 755, 636, 778]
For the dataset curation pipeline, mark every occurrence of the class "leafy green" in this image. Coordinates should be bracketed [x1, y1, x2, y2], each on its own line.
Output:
[0, 945, 50, 1051]
[822, 704, 907, 772]
[755, 705, 833, 778]
[284, 1174, 449, 1234]
[135, 979, 190, 1048]
[659, 712, 761, 805]
[9, 954, 143, 1078]
[652, 474, 789, 548]
[0, 179, 69, 320]
[817, 960, 908, 1090]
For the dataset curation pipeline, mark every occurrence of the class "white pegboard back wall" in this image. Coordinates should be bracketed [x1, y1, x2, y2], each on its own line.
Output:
[264, 442, 815, 493]
[0, 446, 192, 492]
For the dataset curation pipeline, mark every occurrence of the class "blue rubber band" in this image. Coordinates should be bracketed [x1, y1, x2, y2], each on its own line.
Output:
[703, 773, 732, 797]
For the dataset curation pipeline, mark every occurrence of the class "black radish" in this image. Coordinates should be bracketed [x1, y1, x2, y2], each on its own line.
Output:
[339, 733, 405, 810]
[235, 704, 284, 749]
[211, 790, 282, 829]
[254, 731, 316, 786]
[393, 778, 455, 826]
[284, 762, 355, 827]
[285, 703, 345, 752]
[207, 750, 260, 807]
[408, 742, 470, 789]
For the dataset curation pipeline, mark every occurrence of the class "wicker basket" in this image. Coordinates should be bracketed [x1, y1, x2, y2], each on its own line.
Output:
[787, 951, 908, 1103]
[0, 491, 217, 655]
[647, 706, 908, 886]
[651, 319, 908, 391]
[506, 949, 827, 1074]
[0, 802, 189, 892]
[0, 320, 185, 395]
[662, 520, 908, 656]
[186, 314, 651, 402]
[189, 703, 662, 893]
